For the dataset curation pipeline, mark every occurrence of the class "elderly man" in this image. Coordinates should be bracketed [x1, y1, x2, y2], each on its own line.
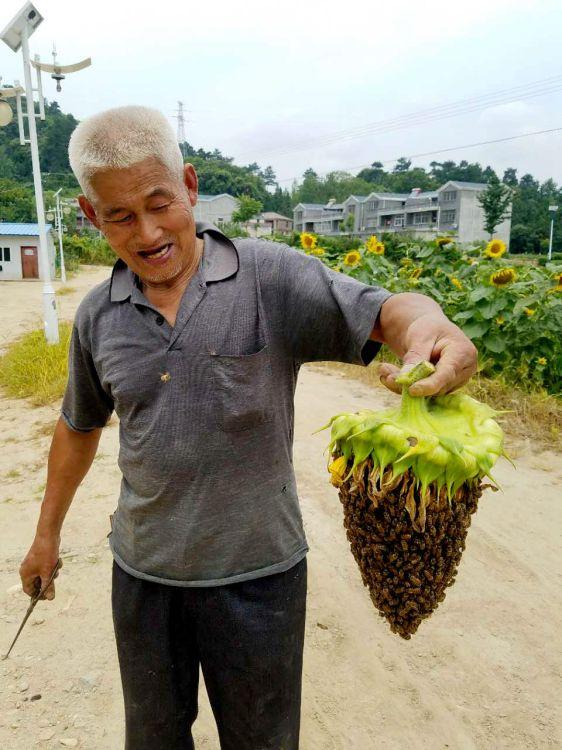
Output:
[19, 106, 477, 749]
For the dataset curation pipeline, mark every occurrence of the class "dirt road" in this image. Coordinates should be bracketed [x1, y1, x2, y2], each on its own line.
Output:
[1, 269, 560, 748]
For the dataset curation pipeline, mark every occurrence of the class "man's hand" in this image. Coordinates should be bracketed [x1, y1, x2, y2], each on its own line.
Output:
[20, 534, 62, 600]
[373, 294, 478, 397]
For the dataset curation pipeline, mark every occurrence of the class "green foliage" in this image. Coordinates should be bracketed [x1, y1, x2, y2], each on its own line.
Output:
[0, 178, 36, 221]
[232, 195, 262, 223]
[286, 232, 562, 394]
[293, 168, 376, 205]
[477, 174, 513, 237]
[217, 221, 249, 238]
[62, 233, 116, 270]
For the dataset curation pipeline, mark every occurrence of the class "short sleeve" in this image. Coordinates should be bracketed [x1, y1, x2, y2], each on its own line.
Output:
[277, 247, 393, 364]
[61, 324, 114, 432]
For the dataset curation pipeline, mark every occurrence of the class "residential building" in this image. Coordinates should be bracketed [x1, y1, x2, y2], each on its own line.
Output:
[193, 193, 239, 226]
[293, 198, 344, 235]
[0, 223, 56, 280]
[293, 181, 511, 246]
[246, 212, 293, 237]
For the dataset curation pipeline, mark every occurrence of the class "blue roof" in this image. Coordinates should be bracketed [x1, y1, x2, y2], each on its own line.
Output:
[0, 222, 53, 236]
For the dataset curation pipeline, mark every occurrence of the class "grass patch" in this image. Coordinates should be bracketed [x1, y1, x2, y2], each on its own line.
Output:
[5, 468, 21, 479]
[55, 286, 76, 296]
[310, 359, 562, 453]
[0, 323, 72, 406]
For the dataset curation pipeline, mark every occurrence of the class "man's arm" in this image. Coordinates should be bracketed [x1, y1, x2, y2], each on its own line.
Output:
[371, 292, 478, 397]
[19, 417, 102, 600]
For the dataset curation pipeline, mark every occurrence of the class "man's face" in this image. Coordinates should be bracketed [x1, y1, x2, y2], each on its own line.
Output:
[79, 157, 199, 285]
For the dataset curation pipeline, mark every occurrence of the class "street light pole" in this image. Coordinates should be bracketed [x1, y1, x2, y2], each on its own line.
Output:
[548, 205, 558, 262]
[18, 21, 59, 342]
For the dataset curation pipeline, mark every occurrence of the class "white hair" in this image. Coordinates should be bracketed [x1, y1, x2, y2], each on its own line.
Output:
[68, 105, 184, 200]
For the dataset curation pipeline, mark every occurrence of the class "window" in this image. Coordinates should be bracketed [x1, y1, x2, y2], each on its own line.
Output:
[413, 214, 429, 225]
[442, 191, 457, 202]
[441, 209, 456, 224]
[393, 216, 405, 227]
[348, 205, 355, 214]
[1, 247, 10, 262]
[367, 201, 377, 211]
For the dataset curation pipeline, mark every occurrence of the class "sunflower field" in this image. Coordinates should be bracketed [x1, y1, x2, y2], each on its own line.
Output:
[296, 233, 562, 394]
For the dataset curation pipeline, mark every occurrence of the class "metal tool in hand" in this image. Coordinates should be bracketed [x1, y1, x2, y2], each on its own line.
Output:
[2, 559, 62, 660]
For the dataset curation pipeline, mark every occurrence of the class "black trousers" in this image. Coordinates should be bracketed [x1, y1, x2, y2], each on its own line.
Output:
[111, 558, 307, 750]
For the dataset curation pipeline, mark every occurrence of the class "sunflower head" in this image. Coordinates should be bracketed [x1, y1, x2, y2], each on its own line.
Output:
[410, 267, 423, 279]
[436, 236, 454, 247]
[300, 232, 317, 250]
[537, 357, 547, 366]
[365, 235, 379, 253]
[496, 316, 505, 326]
[451, 277, 463, 290]
[490, 267, 517, 287]
[309, 246, 325, 257]
[523, 307, 536, 317]
[343, 250, 362, 267]
[400, 257, 413, 266]
[485, 239, 507, 258]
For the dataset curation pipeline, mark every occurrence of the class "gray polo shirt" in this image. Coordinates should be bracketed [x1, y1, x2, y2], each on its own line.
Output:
[61, 222, 392, 586]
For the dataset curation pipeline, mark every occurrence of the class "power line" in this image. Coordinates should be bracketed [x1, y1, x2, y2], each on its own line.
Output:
[236, 74, 562, 161]
[275, 126, 562, 184]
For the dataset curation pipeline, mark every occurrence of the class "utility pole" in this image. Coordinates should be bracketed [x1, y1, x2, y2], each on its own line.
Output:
[1, 2, 91, 344]
[46, 188, 72, 284]
[548, 205, 558, 261]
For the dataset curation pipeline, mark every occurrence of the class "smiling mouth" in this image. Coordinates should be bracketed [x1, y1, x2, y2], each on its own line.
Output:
[138, 243, 172, 259]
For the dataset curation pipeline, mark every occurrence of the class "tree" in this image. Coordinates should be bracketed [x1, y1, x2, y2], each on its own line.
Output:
[0, 178, 36, 221]
[393, 157, 412, 173]
[477, 174, 513, 238]
[502, 168, 518, 188]
[232, 195, 263, 223]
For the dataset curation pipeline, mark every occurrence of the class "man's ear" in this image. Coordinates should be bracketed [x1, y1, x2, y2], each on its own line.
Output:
[78, 194, 101, 230]
[183, 163, 198, 208]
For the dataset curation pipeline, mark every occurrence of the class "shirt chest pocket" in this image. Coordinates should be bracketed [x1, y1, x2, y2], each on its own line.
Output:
[211, 344, 275, 432]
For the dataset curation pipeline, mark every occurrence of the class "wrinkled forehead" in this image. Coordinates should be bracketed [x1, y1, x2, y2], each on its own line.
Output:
[89, 157, 183, 208]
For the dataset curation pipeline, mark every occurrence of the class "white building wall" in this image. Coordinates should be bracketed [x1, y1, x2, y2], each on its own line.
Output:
[193, 196, 239, 226]
[0, 234, 56, 280]
[457, 191, 511, 246]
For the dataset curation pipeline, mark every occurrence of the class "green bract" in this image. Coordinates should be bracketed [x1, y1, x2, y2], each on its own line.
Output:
[323, 361, 506, 507]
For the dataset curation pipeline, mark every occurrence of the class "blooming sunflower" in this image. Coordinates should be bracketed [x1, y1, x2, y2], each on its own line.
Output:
[309, 247, 325, 257]
[485, 239, 507, 259]
[523, 307, 536, 317]
[365, 235, 379, 253]
[537, 357, 547, 366]
[300, 232, 317, 250]
[343, 250, 361, 267]
[548, 272, 562, 293]
[450, 277, 463, 290]
[436, 237, 454, 247]
[410, 267, 423, 280]
[490, 268, 517, 287]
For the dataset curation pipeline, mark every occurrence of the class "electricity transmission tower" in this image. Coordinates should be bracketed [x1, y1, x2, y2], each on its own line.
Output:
[175, 101, 187, 158]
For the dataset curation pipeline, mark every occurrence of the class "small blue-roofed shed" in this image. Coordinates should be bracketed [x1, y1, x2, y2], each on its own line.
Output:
[0, 223, 56, 280]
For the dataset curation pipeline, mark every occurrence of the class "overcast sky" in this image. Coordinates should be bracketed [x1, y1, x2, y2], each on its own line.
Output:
[2, 0, 562, 186]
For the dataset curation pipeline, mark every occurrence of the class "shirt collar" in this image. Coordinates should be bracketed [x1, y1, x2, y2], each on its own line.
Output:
[109, 221, 239, 303]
